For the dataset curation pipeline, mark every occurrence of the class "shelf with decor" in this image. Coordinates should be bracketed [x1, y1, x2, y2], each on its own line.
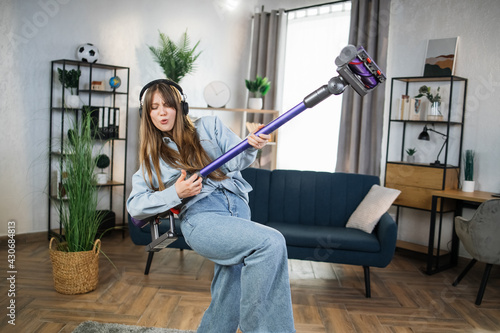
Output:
[48, 59, 129, 239]
[190, 107, 280, 169]
[384, 75, 467, 272]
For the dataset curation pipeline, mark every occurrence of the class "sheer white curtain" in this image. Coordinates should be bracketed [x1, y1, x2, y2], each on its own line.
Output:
[277, 3, 351, 172]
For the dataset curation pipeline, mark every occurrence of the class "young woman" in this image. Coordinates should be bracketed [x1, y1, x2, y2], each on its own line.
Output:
[127, 80, 295, 333]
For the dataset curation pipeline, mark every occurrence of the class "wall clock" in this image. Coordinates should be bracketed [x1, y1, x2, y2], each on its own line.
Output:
[203, 81, 231, 108]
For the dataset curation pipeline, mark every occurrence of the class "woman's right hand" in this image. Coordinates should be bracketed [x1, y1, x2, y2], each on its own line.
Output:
[175, 170, 203, 199]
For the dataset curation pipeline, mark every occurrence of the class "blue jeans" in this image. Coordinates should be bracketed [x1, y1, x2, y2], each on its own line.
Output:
[180, 188, 295, 333]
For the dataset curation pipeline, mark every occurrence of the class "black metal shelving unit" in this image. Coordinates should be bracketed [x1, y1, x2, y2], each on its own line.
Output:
[48, 59, 130, 239]
[384, 75, 468, 274]
[386, 76, 467, 168]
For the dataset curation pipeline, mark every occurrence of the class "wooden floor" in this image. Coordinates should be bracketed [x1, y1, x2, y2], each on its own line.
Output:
[1, 231, 500, 333]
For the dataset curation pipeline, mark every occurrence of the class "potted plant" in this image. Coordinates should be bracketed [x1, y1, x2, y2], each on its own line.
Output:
[148, 29, 202, 83]
[405, 147, 417, 163]
[49, 110, 105, 294]
[245, 75, 271, 110]
[96, 154, 110, 185]
[57, 68, 81, 108]
[462, 149, 475, 192]
[415, 85, 442, 120]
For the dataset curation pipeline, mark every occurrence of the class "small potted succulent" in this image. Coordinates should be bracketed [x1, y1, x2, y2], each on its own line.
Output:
[406, 147, 417, 163]
[57, 68, 81, 108]
[245, 75, 271, 110]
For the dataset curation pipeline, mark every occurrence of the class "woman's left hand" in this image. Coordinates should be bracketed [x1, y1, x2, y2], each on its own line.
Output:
[248, 124, 271, 150]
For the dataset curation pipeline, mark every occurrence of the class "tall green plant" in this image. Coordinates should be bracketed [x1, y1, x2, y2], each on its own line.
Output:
[57, 111, 103, 252]
[148, 29, 202, 83]
[464, 149, 475, 181]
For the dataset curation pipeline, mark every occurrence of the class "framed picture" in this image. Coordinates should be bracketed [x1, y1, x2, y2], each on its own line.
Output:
[423, 37, 458, 77]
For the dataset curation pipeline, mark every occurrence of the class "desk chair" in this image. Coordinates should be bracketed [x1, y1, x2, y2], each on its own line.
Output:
[128, 212, 191, 275]
[452, 199, 500, 305]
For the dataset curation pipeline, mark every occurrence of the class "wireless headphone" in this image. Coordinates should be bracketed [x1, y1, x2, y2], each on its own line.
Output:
[139, 79, 189, 117]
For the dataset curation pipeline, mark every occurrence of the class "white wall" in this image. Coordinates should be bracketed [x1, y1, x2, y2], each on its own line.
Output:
[385, 0, 500, 189]
[0, 0, 263, 236]
[0, 0, 327, 236]
[1, 0, 499, 240]
[384, 0, 500, 249]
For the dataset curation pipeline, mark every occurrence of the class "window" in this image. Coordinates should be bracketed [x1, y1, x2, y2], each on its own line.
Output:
[277, 2, 351, 172]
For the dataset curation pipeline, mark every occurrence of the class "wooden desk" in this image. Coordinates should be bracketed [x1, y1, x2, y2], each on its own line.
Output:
[426, 189, 496, 274]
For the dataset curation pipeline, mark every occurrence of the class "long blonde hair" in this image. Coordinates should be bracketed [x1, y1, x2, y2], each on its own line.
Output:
[139, 82, 226, 191]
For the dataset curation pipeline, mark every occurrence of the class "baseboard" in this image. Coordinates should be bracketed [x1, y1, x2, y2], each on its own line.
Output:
[0, 230, 48, 245]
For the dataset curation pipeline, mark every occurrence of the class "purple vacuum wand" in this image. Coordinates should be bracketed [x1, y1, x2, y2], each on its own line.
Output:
[199, 45, 386, 178]
[131, 45, 385, 228]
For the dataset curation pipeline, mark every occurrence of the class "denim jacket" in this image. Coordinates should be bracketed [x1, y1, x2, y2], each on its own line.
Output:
[127, 116, 258, 221]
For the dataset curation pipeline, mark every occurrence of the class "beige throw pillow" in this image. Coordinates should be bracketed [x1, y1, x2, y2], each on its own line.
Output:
[346, 185, 401, 233]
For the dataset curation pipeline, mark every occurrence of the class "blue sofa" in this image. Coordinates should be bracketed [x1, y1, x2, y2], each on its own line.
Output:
[128, 168, 398, 297]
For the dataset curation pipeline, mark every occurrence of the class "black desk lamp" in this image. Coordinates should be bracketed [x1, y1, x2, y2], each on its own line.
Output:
[418, 125, 448, 166]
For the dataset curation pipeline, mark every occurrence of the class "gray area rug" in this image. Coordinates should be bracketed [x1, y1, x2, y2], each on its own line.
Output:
[73, 321, 196, 333]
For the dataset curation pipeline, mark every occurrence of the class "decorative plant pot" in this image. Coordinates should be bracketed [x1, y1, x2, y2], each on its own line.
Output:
[65, 95, 80, 109]
[407, 155, 416, 163]
[96, 173, 108, 185]
[462, 180, 475, 192]
[49, 238, 100, 295]
[248, 97, 263, 110]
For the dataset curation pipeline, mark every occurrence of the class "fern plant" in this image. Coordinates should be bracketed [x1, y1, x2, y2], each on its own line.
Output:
[148, 30, 202, 83]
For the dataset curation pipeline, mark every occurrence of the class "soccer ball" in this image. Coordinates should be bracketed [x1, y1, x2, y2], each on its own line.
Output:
[76, 43, 99, 63]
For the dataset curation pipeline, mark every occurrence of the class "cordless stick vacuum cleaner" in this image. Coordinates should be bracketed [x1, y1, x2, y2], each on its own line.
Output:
[133, 45, 386, 253]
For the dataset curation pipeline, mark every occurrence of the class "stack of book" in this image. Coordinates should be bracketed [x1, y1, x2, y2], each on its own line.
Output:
[395, 95, 423, 121]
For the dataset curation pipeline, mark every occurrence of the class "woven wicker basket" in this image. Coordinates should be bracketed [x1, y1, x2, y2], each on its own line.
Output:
[49, 237, 100, 295]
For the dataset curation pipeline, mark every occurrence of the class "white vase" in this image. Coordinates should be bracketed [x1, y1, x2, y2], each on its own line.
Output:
[427, 101, 443, 121]
[65, 95, 80, 109]
[248, 97, 263, 110]
[462, 180, 475, 192]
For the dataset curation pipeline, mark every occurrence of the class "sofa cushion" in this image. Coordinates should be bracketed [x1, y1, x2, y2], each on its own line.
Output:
[346, 185, 401, 233]
[267, 222, 381, 252]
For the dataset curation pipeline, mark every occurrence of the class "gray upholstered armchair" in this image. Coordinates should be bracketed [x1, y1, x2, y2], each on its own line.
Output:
[452, 199, 500, 305]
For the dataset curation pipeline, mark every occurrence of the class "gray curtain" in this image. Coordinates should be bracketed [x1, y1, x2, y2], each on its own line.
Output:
[335, 0, 391, 176]
[248, 8, 287, 117]
[248, 9, 287, 168]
